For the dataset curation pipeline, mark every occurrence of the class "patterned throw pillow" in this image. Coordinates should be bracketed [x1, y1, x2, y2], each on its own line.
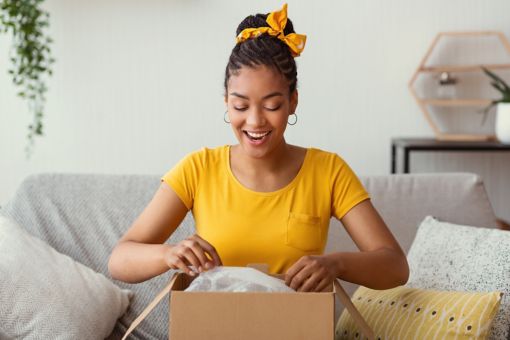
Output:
[336, 286, 501, 340]
[406, 216, 510, 340]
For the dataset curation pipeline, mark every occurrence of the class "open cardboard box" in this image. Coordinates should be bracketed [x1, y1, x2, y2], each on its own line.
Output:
[122, 265, 374, 340]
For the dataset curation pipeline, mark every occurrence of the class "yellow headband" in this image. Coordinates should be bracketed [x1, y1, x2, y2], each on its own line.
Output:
[236, 3, 307, 57]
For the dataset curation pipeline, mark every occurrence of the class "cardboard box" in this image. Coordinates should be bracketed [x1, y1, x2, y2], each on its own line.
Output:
[122, 267, 374, 340]
[169, 272, 333, 340]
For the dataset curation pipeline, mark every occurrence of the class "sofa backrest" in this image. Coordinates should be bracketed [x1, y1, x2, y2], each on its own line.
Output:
[0, 172, 497, 339]
[325, 172, 497, 301]
[326, 172, 498, 256]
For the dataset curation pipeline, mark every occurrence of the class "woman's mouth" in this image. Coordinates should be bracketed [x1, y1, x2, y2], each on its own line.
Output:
[243, 130, 272, 145]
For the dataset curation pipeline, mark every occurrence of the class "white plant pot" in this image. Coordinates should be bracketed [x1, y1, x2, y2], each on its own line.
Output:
[496, 103, 510, 144]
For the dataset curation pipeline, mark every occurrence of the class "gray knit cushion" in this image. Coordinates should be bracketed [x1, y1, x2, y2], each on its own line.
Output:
[1, 173, 196, 340]
[0, 215, 132, 339]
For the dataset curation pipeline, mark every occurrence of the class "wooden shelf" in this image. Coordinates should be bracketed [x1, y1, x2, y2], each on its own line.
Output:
[419, 64, 510, 73]
[436, 133, 495, 141]
[421, 99, 493, 107]
[408, 31, 510, 141]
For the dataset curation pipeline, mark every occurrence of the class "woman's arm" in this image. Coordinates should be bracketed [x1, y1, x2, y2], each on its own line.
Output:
[286, 200, 409, 291]
[108, 182, 221, 283]
[332, 199, 409, 289]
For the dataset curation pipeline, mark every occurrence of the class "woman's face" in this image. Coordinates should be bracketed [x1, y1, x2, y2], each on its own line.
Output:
[225, 65, 298, 159]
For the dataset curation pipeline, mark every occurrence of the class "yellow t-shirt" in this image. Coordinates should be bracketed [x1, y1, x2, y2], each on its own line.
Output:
[161, 145, 370, 274]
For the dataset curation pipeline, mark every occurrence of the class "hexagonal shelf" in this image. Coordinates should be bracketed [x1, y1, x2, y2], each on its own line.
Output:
[409, 31, 510, 141]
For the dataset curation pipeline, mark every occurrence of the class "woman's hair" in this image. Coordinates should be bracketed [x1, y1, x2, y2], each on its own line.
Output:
[224, 13, 298, 95]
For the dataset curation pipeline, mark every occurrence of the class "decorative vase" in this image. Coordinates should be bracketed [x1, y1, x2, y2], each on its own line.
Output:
[496, 103, 510, 144]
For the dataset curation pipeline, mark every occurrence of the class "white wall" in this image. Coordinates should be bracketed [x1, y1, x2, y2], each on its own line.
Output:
[1, 0, 510, 220]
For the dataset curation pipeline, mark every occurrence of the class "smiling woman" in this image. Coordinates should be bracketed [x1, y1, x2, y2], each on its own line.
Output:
[109, 3, 409, 294]
[226, 66, 296, 159]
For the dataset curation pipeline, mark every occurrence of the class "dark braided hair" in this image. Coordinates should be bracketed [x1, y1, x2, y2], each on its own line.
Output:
[224, 12, 298, 95]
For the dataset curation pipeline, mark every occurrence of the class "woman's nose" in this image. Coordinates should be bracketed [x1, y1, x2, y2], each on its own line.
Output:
[246, 108, 266, 126]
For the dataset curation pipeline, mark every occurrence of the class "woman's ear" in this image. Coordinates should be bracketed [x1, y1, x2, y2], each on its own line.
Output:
[290, 90, 298, 114]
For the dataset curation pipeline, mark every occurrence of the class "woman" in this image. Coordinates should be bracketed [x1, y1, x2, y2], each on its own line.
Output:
[109, 4, 409, 293]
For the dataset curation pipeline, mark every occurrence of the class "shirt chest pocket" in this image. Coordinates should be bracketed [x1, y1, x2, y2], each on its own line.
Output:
[286, 212, 322, 252]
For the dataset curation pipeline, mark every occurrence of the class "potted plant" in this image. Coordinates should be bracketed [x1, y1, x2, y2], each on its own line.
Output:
[0, 0, 55, 158]
[481, 66, 510, 144]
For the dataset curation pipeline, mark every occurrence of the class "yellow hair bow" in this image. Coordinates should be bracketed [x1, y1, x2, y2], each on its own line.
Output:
[236, 3, 307, 57]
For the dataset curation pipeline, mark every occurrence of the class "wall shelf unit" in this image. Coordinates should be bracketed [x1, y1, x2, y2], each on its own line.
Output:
[409, 31, 510, 141]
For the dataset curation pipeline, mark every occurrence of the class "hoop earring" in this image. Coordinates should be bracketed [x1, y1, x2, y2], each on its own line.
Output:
[287, 113, 297, 125]
[224, 111, 230, 124]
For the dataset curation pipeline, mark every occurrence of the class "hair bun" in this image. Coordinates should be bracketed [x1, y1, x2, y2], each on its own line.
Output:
[224, 6, 300, 95]
[236, 13, 296, 37]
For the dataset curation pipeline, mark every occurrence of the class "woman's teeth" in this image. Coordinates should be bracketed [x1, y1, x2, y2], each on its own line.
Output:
[244, 131, 271, 140]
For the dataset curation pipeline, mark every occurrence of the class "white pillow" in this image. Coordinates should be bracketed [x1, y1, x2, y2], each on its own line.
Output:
[0, 215, 132, 339]
[406, 216, 510, 340]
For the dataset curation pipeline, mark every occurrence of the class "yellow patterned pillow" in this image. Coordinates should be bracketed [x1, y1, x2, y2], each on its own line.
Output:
[336, 286, 502, 340]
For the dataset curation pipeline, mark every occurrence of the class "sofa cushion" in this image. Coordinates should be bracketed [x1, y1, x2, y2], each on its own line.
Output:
[1, 173, 196, 340]
[336, 285, 502, 340]
[406, 216, 510, 340]
[0, 215, 132, 339]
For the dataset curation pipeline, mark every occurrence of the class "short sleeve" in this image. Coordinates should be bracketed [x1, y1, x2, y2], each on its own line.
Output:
[331, 155, 370, 220]
[160, 149, 205, 210]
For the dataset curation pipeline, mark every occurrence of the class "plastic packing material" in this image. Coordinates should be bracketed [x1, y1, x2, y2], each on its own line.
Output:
[184, 266, 295, 293]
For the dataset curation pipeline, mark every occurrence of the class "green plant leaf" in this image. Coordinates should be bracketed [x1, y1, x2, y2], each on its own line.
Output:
[482, 66, 510, 93]
[480, 100, 498, 125]
[1, 0, 54, 158]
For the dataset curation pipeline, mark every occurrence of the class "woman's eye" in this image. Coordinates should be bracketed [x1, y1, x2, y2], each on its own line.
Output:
[233, 105, 281, 111]
[266, 106, 281, 111]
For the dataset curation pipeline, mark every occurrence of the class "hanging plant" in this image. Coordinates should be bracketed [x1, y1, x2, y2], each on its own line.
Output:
[0, 0, 54, 158]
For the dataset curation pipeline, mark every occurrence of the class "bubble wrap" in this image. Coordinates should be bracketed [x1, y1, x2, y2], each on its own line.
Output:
[184, 267, 295, 293]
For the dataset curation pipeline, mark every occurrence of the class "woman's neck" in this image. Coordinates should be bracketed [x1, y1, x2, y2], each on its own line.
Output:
[232, 139, 292, 175]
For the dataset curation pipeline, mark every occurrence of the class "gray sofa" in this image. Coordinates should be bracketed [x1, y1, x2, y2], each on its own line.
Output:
[0, 172, 498, 339]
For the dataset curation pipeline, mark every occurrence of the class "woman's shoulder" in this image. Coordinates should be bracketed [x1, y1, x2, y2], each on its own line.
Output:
[304, 147, 361, 183]
[181, 144, 227, 157]
[178, 145, 229, 165]
[305, 146, 346, 165]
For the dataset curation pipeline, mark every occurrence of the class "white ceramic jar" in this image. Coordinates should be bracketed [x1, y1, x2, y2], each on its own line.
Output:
[496, 103, 510, 144]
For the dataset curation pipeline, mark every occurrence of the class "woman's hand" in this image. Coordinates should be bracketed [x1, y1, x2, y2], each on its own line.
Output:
[164, 234, 222, 276]
[284, 254, 340, 292]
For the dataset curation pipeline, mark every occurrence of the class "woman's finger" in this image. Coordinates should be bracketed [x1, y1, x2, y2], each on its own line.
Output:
[315, 277, 331, 292]
[289, 268, 312, 291]
[179, 247, 202, 273]
[192, 235, 223, 267]
[185, 239, 211, 270]
[169, 254, 195, 276]
[288, 261, 316, 290]
[285, 257, 307, 286]
[298, 272, 322, 292]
